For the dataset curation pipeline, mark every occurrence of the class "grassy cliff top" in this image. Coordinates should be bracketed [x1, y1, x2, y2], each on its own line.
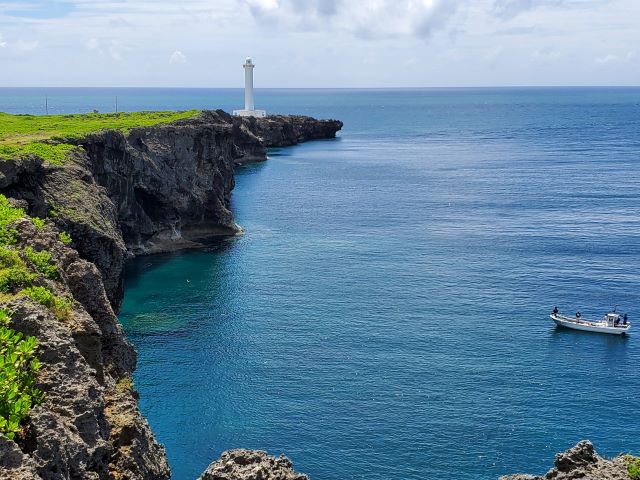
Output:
[0, 110, 200, 165]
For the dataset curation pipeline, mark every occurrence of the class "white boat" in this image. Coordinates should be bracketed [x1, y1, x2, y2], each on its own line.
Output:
[550, 310, 631, 335]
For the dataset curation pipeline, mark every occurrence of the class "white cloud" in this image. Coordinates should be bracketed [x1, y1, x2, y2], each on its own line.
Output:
[169, 49, 187, 64]
[84, 37, 123, 60]
[596, 51, 635, 65]
[491, 0, 611, 20]
[242, 0, 462, 39]
[596, 53, 619, 64]
[0, 0, 639, 86]
[533, 46, 561, 61]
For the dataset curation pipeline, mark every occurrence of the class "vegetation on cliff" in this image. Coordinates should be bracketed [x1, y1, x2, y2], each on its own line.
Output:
[0, 110, 200, 165]
[627, 455, 640, 480]
[0, 193, 77, 440]
[0, 307, 43, 441]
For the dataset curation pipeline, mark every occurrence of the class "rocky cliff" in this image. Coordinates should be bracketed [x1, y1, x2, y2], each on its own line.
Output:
[0, 111, 341, 479]
[0, 110, 342, 310]
[0, 218, 170, 480]
[501, 441, 631, 480]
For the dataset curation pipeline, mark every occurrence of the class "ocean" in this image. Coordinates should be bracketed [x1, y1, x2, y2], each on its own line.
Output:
[2, 87, 640, 479]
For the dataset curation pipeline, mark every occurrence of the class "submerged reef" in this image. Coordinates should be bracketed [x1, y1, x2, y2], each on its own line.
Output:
[0, 110, 341, 479]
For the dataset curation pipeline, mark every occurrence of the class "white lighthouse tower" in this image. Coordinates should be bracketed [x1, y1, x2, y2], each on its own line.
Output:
[233, 57, 266, 118]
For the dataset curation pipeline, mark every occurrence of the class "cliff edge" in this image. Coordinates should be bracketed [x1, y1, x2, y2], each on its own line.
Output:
[0, 110, 341, 479]
[1, 110, 342, 310]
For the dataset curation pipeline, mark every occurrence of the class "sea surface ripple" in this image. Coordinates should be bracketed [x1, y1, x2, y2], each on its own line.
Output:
[4, 87, 638, 480]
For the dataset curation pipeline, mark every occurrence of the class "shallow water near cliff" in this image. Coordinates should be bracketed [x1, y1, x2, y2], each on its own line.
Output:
[6, 88, 639, 479]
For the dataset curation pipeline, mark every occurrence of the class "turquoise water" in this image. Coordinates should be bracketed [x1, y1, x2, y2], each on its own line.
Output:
[4, 88, 640, 479]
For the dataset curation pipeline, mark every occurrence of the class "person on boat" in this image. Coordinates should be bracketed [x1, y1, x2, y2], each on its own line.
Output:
[576, 311, 581, 319]
[552, 306, 559, 315]
[623, 313, 628, 325]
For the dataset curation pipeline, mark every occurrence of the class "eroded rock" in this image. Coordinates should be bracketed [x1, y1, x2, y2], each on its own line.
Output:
[0, 218, 169, 479]
[199, 450, 309, 480]
[500, 440, 630, 480]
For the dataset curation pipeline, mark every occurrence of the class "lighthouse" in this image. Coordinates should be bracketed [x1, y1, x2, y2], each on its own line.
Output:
[233, 57, 266, 118]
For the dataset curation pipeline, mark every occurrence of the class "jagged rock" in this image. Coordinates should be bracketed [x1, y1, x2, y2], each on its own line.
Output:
[500, 440, 630, 480]
[199, 450, 308, 480]
[0, 219, 169, 480]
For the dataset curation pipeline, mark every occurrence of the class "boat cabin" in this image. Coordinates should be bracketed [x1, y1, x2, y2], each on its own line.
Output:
[604, 313, 620, 326]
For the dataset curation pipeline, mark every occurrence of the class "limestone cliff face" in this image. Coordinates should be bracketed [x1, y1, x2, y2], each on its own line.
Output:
[1, 110, 343, 310]
[0, 218, 169, 480]
[0, 110, 341, 480]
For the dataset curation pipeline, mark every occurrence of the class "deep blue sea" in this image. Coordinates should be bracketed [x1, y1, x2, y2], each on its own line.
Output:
[2, 87, 640, 480]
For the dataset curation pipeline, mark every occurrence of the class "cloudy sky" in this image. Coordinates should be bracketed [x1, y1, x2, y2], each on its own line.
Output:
[0, 0, 638, 87]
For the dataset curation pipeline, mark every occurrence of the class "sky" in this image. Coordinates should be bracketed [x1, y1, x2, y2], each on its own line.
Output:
[0, 0, 638, 87]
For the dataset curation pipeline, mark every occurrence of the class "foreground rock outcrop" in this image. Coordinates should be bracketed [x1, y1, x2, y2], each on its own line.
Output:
[0, 111, 341, 479]
[501, 440, 630, 480]
[0, 218, 169, 480]
[199, 450, 308, 480]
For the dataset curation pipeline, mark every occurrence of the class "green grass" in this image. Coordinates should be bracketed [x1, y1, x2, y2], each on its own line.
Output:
[18, 286, 72, 321]
[0, 246, 37, 294]
[0, 195, 24, 246]
[31, 217, 45, 230]
[58, 231, 72, 245]
[23, 247, 58, 280]
[0, 110, 200, 165]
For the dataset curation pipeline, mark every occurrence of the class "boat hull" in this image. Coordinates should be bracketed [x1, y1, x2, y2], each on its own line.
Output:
[551, 314, 630, 335]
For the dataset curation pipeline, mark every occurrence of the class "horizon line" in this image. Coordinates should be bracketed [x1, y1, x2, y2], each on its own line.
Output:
[1, 85, 640, 90]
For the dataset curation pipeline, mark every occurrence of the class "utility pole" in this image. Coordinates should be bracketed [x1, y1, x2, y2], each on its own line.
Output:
[45, 96, 48, 115]
[115, 96, 118, 113]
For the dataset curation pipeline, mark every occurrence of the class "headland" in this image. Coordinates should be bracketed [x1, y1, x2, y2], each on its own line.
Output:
[0, 109, 341, 479]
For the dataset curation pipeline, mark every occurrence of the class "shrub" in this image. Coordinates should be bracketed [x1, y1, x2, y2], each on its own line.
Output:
[0, 269, 36, 294]
[0, 247, 36, 294]
[0, 195, 24, 246]
[0, 248, 22, 270]
[24, 247, 58, 280]
[19, 286, 54, 308]
[58, 231, 72, 245]
[0, 308, 44, 440]
[31, 217, 45, 230]
[627, 455, 640, 480]
[19, 286, 72, 321]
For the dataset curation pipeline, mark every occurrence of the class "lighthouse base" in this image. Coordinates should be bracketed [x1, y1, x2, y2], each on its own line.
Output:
[233, 109, 267, 118]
